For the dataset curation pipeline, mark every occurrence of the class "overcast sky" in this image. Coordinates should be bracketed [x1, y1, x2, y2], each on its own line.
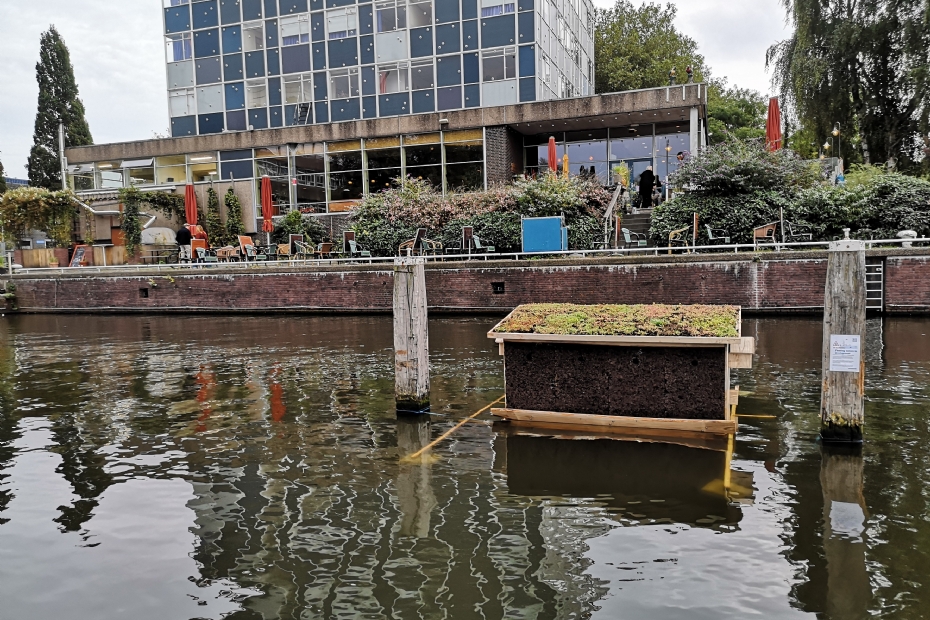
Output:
[0, 0, 790, 179]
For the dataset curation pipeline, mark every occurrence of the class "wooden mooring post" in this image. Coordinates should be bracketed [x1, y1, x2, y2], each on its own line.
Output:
[821, 238, 866, 443]
[394, 256, 430, 413]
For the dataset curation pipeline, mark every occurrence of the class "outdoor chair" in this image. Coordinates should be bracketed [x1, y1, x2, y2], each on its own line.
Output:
[276, 243, 292, 260]
[294, 240, 314, 260]
[784, 221, 813, 243]
[238, 235, 257, 261]
[399, 228, 443, 255]
[473, 235, 495, 253]
[668, 227, 691, 253]
[753, 223, 778, 250]
[214, 246, 239, 262]
[315, 242, 335, 258]
[705, 225, 730, 245]
[195, 247, 218, 264]
[622, 228, 648, 248]
[191, 239, 209, 262]
[347, 239, 371, 258]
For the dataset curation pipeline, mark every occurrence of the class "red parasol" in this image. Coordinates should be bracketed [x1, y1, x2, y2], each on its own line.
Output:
[766, 97, 782, 152]
[184, 184, 198, 226]
[547, 136, 557, 172]
[261, 176, 274, 233]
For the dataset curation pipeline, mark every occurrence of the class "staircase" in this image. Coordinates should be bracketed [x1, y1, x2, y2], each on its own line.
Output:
[619, 209, 654, 246]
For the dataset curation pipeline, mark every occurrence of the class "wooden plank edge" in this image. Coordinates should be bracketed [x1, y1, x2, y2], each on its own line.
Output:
[486, 332, 741, 347]
[492, 408, 738, 435]
[496, 420, 730, 452]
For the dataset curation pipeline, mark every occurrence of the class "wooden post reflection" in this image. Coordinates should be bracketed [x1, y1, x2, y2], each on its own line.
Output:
[821, 445, 871, 619]
[396, 416, 437, 538]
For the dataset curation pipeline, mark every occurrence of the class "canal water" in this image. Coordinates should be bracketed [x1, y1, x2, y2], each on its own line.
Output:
[0, 314, 928, 619]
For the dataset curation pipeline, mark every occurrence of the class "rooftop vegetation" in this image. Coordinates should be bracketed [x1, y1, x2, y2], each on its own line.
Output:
[493, 303, 741, 337]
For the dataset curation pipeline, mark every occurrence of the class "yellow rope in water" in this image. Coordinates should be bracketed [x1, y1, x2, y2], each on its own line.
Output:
[736, 414, 778, 419]
[405, 395, 505, 460]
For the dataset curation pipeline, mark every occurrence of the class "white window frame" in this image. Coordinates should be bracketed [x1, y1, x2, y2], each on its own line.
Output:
[329, 67, 360, 99]
[281, 14, 311, 46]
[375, 0, 406, 33]
[166, 33, 193, 63]
[246, 78, 268, 108]
[168, 88, 196, 116]
[284, 73, 314, 103]
[326, 7, 358, 39]
[481, 46, 516, 82]
[377, 61, 409, 94]
[243, 21, 265, 51]
[410, 58, 434, 90]
[408, 0, 433, 28]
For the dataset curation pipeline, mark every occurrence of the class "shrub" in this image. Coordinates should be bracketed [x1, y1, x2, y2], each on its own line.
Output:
[0, 187, 75, 246]
[271, 209, 328, 245]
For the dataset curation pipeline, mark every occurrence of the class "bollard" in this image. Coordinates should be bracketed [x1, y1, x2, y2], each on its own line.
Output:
[393, 256, 430, 412]
[820, 239, 866, 442]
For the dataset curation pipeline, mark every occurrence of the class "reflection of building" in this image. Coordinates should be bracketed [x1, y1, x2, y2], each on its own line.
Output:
[65, 85, 707, 231]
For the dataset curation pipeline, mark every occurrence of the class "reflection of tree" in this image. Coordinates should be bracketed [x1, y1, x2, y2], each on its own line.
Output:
[0, 320, 18, 522]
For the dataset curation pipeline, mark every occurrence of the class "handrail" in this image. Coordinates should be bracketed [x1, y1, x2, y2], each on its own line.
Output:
[8, 237, 930, 276]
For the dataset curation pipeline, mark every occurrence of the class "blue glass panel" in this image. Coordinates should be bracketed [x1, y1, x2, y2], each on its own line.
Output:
[314, 101, 329, 122]
[221, 159, 254, 179]
[361, 65, 376, 95]
[311, 12, 325, 41]
[519, 44, 534, 76]
[264, 0, 278, 17]
[242, 0, 263, 20]
[268, 77, 282, 105]
[437, 85, 461, 109]
[464, 83, 479, 107]
[281, 0, 309, 13]
[435, 23, 460, 54]
[248, 107, 269, 129]
[281, 44, 312, 73]
[227, 109, 248, 130]
[519, 76, 535, 102]
[222, 25, 242, 53]
[359, 4, 374, 34]
[311, 71, 326, 100]
[224, 53, 244, 80]
[518, 11, 533, 43]
[284, 104, 298, 125]
[412, 90, 434, 113]
[462, 20, 478, 50]
[225, 82, 246, 109]
[171, 115, 197, 137]
[463, 51, 479, 83]
[220, 149, 253, 160]
[362, 95, 376, 118]
[517, 0, 532, 10]
[165, 6, 192, 34]
[220, 0, 241, 24]
[267, 48, 280, 75]
[266, 19, 278, 47]
[199, 113, 225, 134]
[327, 0, 354, 6]
[312, 42, 327, 70]
[192, 0, 219, 29]
[436, 54, 461, 86]
[436, 0, 459, 22]
[270, 105, 284, 127]
[328, 38, 358, 67]
[360, 35, 375, 64]
[194, 29, 221, 57]
[330, 98, 361, 121]
[462, 0, 477, 19]
[245, 51, 266, 77]
[481, 15, 515, 48]
[310, 0, 323, 10]
[196, 56, 223, 83]
[410, 27, 433, 58]
[378, 93, 409, 116]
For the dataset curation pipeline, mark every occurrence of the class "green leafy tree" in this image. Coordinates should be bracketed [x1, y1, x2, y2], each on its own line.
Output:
[594, 0, 708, 94]
[766, 0, 927, 171]
[0, 187, 75, 246]
[224, 189, 245, 244]
[706, 81, 767, 145]
[205, 187, 223, 245]
[271, 209, 327, 245]
[0, 160, 7, 195]
[27, 26, 93, 190]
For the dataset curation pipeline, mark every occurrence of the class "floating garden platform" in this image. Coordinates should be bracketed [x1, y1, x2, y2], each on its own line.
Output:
[489, 303, 755, 436]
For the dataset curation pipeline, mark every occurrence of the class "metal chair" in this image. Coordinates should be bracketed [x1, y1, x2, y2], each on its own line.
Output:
[622, 228, 648, 248]
[668, 227, 691, 253]
[753, 223, 779, 250]
[705, 225, 730, 244]
[784, 221, 813, 243]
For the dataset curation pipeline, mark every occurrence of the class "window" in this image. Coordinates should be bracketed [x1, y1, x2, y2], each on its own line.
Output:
[376, 0, 406, 32]
[410, 59, 434, 90]
[480, 3, 515, 17]
[166, 33, 192, 62]
[246, 79, 268, 108]
[281, 15, 310, 46]
[243, 21, 264, 51]
[408, 0, 432, 27]
[326, 7, 358, 39]
[329, 67, 360, 99]
[169, 88, 196, 116]
[482, 47, 516, 81]
[164, 0, 189, 5]
[284, 73, 314, 103]
[378, 62, 409, 93]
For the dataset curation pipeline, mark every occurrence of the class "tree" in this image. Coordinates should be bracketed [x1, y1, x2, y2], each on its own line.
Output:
[766, 0, 927, 171]
[594, 0, 708, 94]
[224, 189, 245, 244]
[706, 80, 767, 145]
[205, 187, 223, 245]
[0, 187, 75, 246]
[27, 26, 93, 190]
[0, 160, 7, 195]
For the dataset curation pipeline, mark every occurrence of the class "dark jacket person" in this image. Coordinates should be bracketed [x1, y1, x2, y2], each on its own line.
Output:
[638, 167, 656, 209]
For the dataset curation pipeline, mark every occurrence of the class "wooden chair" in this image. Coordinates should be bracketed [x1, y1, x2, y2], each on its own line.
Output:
[215, 246, 239, 262]
[705, 225, 730, 245]
[399, 228, 428, 255]
[622, 228, 647, 248]
[238, 235, 256, 261]
[315, 242, 334, 258]
[784, 221, 813, 243]
[277, 243, 292, 260]
[753, 223, 778, 250]
[668, 227, 690, 253]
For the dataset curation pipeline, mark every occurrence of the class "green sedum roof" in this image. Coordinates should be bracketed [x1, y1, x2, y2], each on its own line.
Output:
[493, 303, 741, 338]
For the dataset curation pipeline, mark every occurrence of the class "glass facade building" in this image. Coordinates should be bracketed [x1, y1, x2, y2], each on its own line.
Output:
[163, 0, 594, 137]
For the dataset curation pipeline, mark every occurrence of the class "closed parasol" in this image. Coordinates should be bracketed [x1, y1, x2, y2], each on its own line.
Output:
[766, 97, 782, 152]
[261, 176, 274, 233]
[184, 184, 198, 226]
[547, 137, 557, 172]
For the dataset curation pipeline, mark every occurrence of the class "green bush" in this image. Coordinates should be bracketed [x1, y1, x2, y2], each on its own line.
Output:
[271, 209, 328, 245]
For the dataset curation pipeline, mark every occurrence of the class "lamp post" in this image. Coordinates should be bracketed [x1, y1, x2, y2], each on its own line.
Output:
[832, 123, 842, 172]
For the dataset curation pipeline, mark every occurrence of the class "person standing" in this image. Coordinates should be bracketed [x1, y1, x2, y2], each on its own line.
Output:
[639, 166, 657, 209]
[176, 224, 193, 262]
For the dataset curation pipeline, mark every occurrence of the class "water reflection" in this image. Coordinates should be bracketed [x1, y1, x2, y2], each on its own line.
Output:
[1, 314, 930, 618]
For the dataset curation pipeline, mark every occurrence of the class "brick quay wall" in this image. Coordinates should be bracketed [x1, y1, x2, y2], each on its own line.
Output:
[4, 249, 930, 315]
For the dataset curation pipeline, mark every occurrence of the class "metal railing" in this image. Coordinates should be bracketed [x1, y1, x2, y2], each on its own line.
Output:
[8, 237, 929, 277]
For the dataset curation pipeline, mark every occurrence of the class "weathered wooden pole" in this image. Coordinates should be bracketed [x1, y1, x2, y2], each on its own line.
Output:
[394, 256, 430, 412]
[820, 238, 866, 443]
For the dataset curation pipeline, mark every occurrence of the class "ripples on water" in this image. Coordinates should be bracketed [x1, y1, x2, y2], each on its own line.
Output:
[0, 314, 928, 619]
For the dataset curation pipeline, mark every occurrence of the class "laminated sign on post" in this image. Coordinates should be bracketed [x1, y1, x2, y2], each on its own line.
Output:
[829, 335, 861, 372]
